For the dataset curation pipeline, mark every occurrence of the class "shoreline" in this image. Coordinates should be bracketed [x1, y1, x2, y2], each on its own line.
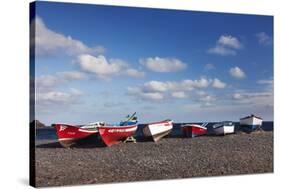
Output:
[35, 131, 273, 187]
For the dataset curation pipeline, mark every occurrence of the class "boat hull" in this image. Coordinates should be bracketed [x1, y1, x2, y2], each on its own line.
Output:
[240, 116, 263, 131]
[143, 120, 173, 142]
[54, 124, 98, 148]
[98, 125, 137, 147]
[213, 125, 234, 135]
[182, 124, 207, 138]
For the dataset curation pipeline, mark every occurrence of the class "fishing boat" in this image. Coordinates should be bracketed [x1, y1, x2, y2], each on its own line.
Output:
[98, 112, 138, 147]
[53, 122, 104, 148]
[181, 123, 208, 138]
[142, 119, 173, 142]
[240, 114, 263, 131]
[210, 121, 235, 135]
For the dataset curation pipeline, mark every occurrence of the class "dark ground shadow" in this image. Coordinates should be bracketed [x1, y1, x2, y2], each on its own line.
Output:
[36, 136, 107, 149]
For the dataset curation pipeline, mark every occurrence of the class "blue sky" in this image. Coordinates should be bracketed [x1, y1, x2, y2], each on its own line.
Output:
[33, 1, 273, 125]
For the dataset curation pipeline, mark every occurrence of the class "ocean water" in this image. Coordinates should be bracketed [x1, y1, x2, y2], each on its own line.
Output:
[35, 121, 273, 140]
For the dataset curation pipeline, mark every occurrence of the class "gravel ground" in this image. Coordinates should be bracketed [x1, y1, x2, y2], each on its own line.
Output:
[35, 131, 273, 187]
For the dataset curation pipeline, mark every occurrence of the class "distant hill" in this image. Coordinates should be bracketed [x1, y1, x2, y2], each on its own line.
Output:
[30, 120, 46, 128]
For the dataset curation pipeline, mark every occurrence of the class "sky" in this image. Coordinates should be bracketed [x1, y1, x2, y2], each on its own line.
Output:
[33, 1, 273, 125]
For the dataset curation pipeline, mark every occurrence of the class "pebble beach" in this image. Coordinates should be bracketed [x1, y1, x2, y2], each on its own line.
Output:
[35, 131, 273, 187]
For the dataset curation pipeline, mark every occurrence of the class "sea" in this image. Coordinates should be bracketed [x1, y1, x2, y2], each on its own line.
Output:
[35, 121, 274, 141]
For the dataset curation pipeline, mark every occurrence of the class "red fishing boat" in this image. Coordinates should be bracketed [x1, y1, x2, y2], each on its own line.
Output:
[98, 124, 138, 147]
[181, 123, 208, 138]
[97, 112, 138, 147]
[53, 122, 103, 147]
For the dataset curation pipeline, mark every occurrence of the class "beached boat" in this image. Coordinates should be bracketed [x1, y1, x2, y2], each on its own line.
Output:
[98, 124, 138, 147]
[142, 119, 173, 142]
[181, 123, 208, 138]
[98, 112, 138, 147]
[119, 112, 138, 126]
[240, 114, 263, 131]
[210, 121, 235, 135]
[53, 122, 104, 147]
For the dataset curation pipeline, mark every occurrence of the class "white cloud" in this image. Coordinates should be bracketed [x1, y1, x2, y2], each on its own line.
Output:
[77, 54, 144, 79]
[229, 66, 246, 79]
[143, 81, 170, 92]
[59, 71, 86, 80]
[142, 77, 212, 93]
[36, 88, 83, 106]
[199, 95, 216, 102]
[232, 91, 273, 106]
[140, 57, 187, 72]
[255, 32, 272, 46]
[207, 46, 236, 56]
[208, 35, 242, 56]
[195, 90, 216, 106]
[257, 79, 273, 85]
[127, 77, 226, 101]
[217, 35, 242, 49]
[77, 54, 125, 76]
[257, 78, 273, 92]
[233, 93, 243, 100]
[127, 87, 164, 101]
[192, 78, 210, 88]
[125, 68, 145, 78]
[171, 91, 187, 99]
[33, 16, 105, 57]
[36, 71, 85, 92]
[204, 63, 215, 70]
[212, 78, 227, 88]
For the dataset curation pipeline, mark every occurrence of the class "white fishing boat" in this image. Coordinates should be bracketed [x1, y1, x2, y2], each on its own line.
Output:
[240, 114, 263, 131]
[211, 121, 235, 135]
[143, 119, 173, 142]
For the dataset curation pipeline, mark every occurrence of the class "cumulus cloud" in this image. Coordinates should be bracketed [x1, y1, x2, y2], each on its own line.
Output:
[232, 77, 273, 108]
[171, 91, 187, 99]
[207, 35, 242, 56]
[77, 54, 144, 79]
[32, 16, 105, 57]
[127, 77, 226, 101]
[127, 87, 164, 101]
[229, 66, 246, 79]
[207, 46, 236, 56]
[212, 78, 227, 88]
[195, 90, 216, 106]
[233, 93, 243, 100]
[140, 57, 187, 72]
[36, 71, 85, 92]
[232, 91, 272, 105]
[217, 35, 242, 49]
[36, 88, 83, 106]
[142, 77, 212, 93]
[77, 55, 126, 76]
[36, 72, 85, 110]
[255, 32, 272, 46]
[125, 68, 145, 78]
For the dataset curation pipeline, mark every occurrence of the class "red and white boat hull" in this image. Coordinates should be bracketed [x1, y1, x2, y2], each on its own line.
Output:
[143, 120, 173, 142]
[181, 124, 207, 138]
[53, 124, 99, 148]
[98, 125, 137, 147]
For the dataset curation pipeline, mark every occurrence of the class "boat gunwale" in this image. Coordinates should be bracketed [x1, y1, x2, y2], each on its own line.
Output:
[240, 115, 263, 120]
[181, 124, 207, 130]
[97, 124, 138, 129]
